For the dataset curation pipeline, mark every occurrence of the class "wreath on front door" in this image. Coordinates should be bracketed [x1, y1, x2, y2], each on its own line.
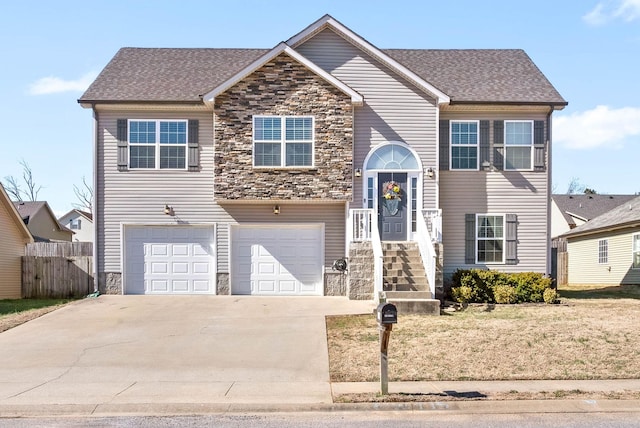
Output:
[382, 181, 402, 216]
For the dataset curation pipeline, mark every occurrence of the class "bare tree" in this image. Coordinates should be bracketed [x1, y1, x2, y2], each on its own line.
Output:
[73, 176, 93, 214]
[3, 175, 23, 201]
[3, 159, 42, 201]
[566, 177, 585, 195]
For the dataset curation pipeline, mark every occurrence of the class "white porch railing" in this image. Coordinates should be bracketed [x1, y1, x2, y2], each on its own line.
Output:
[424, 209, 443, 243]
[417, 212, 436, 297]
[347, 209, 384, 299]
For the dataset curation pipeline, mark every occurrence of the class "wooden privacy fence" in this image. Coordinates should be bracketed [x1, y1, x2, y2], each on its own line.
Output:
[551, 238, 568, 286]
[22, 242, 93, 298]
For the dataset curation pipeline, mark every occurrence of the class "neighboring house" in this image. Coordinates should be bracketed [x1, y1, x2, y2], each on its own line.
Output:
[58, 209, 94, 242]
[12, 201, 73, 242]
[0, 184, 33, 298]
[551, 194, 637, 239]
[78, 15, 566, 297]
[561, 196, 640, 285]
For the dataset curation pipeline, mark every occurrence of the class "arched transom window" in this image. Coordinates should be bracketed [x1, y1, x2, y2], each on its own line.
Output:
[365, 143, 420, 170]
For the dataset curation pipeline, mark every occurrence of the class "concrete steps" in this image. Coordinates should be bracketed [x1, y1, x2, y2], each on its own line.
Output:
[382, 243, 440, 316]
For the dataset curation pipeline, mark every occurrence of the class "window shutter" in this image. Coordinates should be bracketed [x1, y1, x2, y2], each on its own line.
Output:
[493, 120, 504, 170]
[188, 119, 199, 171]
[479, 120, 490, 170]
[465, 214, 476, 264]
[439, 120, 449, 171]
[505, 213, 518, 265]
[533, 120, 545, 171]
[117, 119, 128, 171]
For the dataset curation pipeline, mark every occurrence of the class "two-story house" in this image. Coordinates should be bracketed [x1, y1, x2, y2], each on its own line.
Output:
[79, 15, 566, 300]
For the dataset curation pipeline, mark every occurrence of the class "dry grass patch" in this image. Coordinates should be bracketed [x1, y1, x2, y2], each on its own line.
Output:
[327, 285, 640, 382]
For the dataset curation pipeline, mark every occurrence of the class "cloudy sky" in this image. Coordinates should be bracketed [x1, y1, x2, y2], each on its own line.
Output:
[1, 0, 639, 215]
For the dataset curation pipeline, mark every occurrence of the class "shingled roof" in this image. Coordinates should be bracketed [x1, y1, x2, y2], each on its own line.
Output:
[79, 46, 566, 106]
[552, 194, 638, 228]
[562, 196, 640, 238]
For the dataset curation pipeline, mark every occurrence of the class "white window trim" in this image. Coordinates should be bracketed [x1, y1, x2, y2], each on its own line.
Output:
[252, 115, 315, 168]
[127, 119, 189, 170]
[598, 239, 609, 264]
[632, 233, 640, 269]
[450, 120, 479, 171]
[475, 213, 506, 264]
[504, 120, 534, 171]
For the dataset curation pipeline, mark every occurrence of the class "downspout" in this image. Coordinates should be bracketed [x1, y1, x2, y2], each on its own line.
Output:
[92, 107, 99, 293]
[546, 105, 554, 278]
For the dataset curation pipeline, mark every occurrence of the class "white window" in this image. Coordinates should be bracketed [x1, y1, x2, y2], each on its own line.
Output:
[598, 239, 608, 264]
[128, 120, 187, 169]
[477, 215, 504, 263]
[633, 234, 640, 269]
[69, 218, 81, 230]
[253, 116, 314, 167]
[505, 121, 533, 170]
[450, 121, 478, 170]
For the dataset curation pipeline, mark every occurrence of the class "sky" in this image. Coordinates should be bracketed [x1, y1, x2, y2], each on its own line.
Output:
[1, 0, 639, 216]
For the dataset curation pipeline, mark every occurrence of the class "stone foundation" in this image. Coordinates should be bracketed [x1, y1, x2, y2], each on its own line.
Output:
[347, 241, 375, 300]
[216, 273, 230, 295]
[324, 272, 347, 296]
[97, 272, 122, 295]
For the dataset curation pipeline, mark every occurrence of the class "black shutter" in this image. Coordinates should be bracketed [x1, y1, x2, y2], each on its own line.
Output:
[188, 119, 199, 171]
[439, 120, 449, 171]
[117, 119, 128, 171]
[479, 120, 490, 170]
[465, 214, 476, 264]
[505, 213, 518, 265]
[493, 120, 504, 170]
[533, 120, 545, 171]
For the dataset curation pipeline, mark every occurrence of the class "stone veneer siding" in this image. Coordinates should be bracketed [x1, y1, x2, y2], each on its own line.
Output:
[214, 53, 354, 201]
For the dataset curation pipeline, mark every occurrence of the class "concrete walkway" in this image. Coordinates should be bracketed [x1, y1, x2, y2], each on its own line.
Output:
[0, 296, 639, 417]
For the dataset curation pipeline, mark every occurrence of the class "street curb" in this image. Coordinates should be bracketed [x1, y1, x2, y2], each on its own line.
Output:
[1, 399, 639, 418]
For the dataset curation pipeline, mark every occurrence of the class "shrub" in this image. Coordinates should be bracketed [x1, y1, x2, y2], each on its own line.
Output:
[449, 269, 554, 304]
[452, 285, 473, 303]
[543, 288, 559, 304]
[494, 284, 518, 304]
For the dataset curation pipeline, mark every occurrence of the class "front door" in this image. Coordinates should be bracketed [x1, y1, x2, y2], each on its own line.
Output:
[378, 172, 407, 241]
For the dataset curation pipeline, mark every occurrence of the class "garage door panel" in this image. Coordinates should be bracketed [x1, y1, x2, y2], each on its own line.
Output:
[124, 226, 215, 295]
[231, 225, 323, 296]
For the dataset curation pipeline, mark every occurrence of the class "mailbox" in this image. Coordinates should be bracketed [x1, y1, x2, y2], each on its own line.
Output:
[376, 303, 397, 324]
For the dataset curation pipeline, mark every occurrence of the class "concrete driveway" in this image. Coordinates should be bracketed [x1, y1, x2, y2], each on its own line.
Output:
[0, 295, 374, 415]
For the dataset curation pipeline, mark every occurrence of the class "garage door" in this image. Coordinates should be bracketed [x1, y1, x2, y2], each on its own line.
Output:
[231, 224, 323, 295]
[124, 225, 215, 294]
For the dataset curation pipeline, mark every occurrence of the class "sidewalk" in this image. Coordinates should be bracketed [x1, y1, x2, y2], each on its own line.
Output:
[0, 379, 638, 417]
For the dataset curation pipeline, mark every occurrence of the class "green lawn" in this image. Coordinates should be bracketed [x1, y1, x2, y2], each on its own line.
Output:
[0, 298, 73, 317]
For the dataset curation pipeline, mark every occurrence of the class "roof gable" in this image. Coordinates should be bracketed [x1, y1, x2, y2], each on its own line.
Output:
[287, 15, 450, 105]
[0, 184, 33, 242]
[203, 42, 363, 105]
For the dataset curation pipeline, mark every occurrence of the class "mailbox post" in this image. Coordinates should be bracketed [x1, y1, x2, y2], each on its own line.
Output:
[376, 303, 397, 395]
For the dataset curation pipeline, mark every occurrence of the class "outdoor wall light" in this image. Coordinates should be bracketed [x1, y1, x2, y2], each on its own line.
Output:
[273, 205, 280, 215]
[164, 204, 175, 216]
[426, 167, 434, 178]
[355, 168, 362, 177]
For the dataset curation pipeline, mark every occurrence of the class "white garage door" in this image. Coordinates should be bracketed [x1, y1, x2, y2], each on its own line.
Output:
[231, 224, 323, 296]
[124, 225, 215, 294]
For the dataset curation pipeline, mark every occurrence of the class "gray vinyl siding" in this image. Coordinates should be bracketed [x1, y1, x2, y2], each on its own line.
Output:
[439, 110, 550, 278]
[97, 109, 224, 272]
[296, 28, 438, 210]
[97, 109, 346, 275]
[440, 171, 548, 278]
[220, 203, 346, 267]
[567, 228, 640, 285]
